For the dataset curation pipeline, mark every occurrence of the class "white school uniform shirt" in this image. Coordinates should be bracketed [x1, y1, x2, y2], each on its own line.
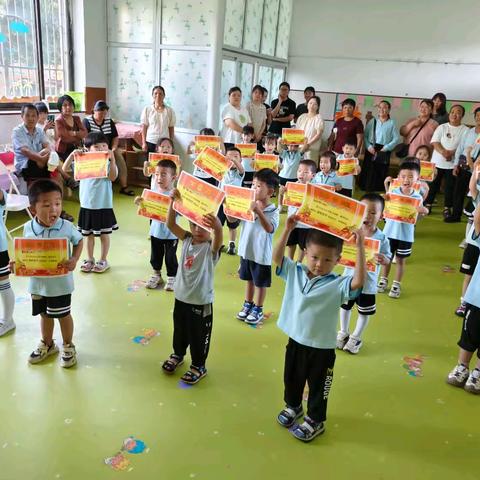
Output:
[430, 123, 469, 170]
[238, 204, 279, 265]
[219, 168, 244, 191]
[220, 104, 251, 144]
[140, 105, 176, 145]
[335, 154, 357, 190]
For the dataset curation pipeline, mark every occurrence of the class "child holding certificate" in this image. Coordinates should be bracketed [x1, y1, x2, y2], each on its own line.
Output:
[278, 142, 303, 210]
[337, 193, 391, 354]
[0, 188, 15, 337]
[236, 169, 280, 325]
[218, 147, 245, 255]
[62, 132, 118, 273]
[336, 140, 361, 198]
[378, 160, 428, 298]
[273, 222, 366, 442]
[311, 151, 342, 191]
[143, 137, 175, 191]
[446, 204, 480, 394]
[24, 180, 83, 367]
[240, 125, 256, 188]
[161, 190, 223, 385]
[135, 159, 178, 291]
[284, 160, 316, 261]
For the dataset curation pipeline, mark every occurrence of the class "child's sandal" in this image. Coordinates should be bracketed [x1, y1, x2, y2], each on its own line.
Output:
[80, 259, 95, 273]
[162, 354, 184, 374]
[181, 366, 207, 384]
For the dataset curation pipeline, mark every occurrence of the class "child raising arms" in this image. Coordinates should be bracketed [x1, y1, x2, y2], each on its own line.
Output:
[62, 132, 118, 273]
[161, 190, 223, 385]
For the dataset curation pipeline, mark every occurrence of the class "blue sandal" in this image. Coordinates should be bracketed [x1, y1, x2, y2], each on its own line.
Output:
[181, 365, 207, 384]
[291, 416, 325, 442]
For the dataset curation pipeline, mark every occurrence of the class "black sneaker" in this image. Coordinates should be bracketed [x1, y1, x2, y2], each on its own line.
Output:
[444, 216, 461, 223]
[226, 242, 236, 255]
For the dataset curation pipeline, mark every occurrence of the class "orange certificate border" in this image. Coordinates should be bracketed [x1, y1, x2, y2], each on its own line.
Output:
[193, 147, 233, 182]
[419, 161, 435, 182]
[194, 135, 221, 154]
[338, 237, 381, 272]
[174, 171, 225, 231]
[14, 237, 69, 277]
[73, 151, 109, 181]
[296, 183, 366, 241]
[384, 193, 421, 225]
[224, 185, 255, 222]
[337, 158, 359, 177]
[282, 128, 305, 145]
[283, 182, 306, 208]
[389, 178, 422, 192]
[137, 188, 170, 223]
[235, 143, 257, 159]
[254, 153, 279, 173]
[147, 153, 181, 174]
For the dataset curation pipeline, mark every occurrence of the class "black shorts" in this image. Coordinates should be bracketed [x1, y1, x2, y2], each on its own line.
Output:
[458, 304, 480, 356]
[388, 238, 413, 258]
[279, 177, 297, 186]
[242, 171, 254, 188]
[338, 188, 352, 198]
[341, 293, 376, 315]
[460, 243, 479, 275]
[286, 227, 310, 249]
[78, 208, 118, 236]
[32, 294, 72, 318]
[217, 203, 240, 229]
[0, 250, 10, 276]
[239, 258, 271, 288]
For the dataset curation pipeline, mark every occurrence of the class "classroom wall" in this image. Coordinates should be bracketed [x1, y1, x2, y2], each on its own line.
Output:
[287, 0, 480, 100]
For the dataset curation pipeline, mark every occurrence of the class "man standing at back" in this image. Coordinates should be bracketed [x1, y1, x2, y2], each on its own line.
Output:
[269, 82, 297, 137]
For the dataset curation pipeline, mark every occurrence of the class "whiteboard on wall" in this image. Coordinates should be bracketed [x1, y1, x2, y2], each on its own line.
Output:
[289, 90, 337, 122]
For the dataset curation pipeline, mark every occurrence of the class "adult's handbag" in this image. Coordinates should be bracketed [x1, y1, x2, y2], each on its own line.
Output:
[395, 118, 430, 159]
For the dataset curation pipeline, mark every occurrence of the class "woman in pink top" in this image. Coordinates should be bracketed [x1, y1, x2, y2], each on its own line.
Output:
[400, 99, 439, 156]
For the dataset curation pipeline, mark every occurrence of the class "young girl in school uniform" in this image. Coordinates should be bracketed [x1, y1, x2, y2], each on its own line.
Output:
[62, 132, 118, 273]
[143, 137, 175, 191]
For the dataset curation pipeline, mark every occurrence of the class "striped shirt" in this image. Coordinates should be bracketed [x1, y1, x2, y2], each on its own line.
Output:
[83, 116, 118, 149]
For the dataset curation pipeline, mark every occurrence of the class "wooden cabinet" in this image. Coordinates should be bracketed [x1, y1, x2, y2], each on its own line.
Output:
[118, 138, 149, 188]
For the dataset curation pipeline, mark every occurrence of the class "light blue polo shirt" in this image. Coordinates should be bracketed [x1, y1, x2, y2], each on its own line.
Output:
[383, 187, 423, 243]
[311, 171, 340, 188]
[238, 203, 279, 265]
[336, 154, 355, 190]
[23, 218, 83, 297]
[0, 190, 8, 252]
[219, 168, 244, 190]
[79, 177, 113, 210]
[343, 227, 391, 294]
[12, 123, 48, 173]
[464, 228, 480, 308]
[149, 189, 177, 241]
[276, 256, 356, 349]
[280, 150, 303, 180]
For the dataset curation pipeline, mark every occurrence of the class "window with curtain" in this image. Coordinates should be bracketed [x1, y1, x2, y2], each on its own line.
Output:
[0, 0, 70, 104]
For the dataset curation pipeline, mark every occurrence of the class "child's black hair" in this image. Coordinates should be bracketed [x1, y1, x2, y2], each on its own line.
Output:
[157, 137, 174, 151]
[156, 159, 177, 174]
[226, 146, 242, 157]
[360, 192, 385, 212]
[343, 138, 357, 148]
[21, 103, 38, 116]
[399, 158, 421, 174]
[263, 133, 278, 145]
[253, 168, 279, 190]
[414, 144, 432, 160]
[199, 127, 215, 136]
[85, 132, 109, 149]
[299, 159, 317, 174]
[57, 94, 75, 111]
[305, 230, 343, 254]
[28, 179, 63, 206]
[319, 150, 337, 170]
[34, 102, 48, 114]
[242, 125, 254, 136]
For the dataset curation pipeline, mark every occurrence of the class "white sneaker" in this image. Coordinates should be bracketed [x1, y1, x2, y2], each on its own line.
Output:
[446, 363, 469, 387]
[61, 343, 77, 368]
[146, 273, 164, 289]
[388, 284, 401, 299]
[164, 276, 175, 292]
[343, 335, 363, 354]
[336, 331, 349, 350]
[28, 340, 59, 364]
[459, 239, 467, 249]
[464, 368, 480, 394]
[0, 320, 15, 337]
[377, 277, 388, 293]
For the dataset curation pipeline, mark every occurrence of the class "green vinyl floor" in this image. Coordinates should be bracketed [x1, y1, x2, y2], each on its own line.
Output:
[0, 190, 477, 480]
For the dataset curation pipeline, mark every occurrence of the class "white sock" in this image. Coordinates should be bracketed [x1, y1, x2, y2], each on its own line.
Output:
[352, 314, 370, 339]
[339, 309, 351, 334]
[466, 220, 473, 239]
[0, 278, 15, 323]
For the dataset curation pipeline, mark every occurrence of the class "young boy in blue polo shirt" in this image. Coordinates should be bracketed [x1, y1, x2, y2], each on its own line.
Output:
[338, 193, 391, 354]
[447, 204, 480, 394]
[273, 220, 366, 442]
[236, 168, 280, 325]
[22, 179, 83, 367]
[378, 160, 428, 298]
